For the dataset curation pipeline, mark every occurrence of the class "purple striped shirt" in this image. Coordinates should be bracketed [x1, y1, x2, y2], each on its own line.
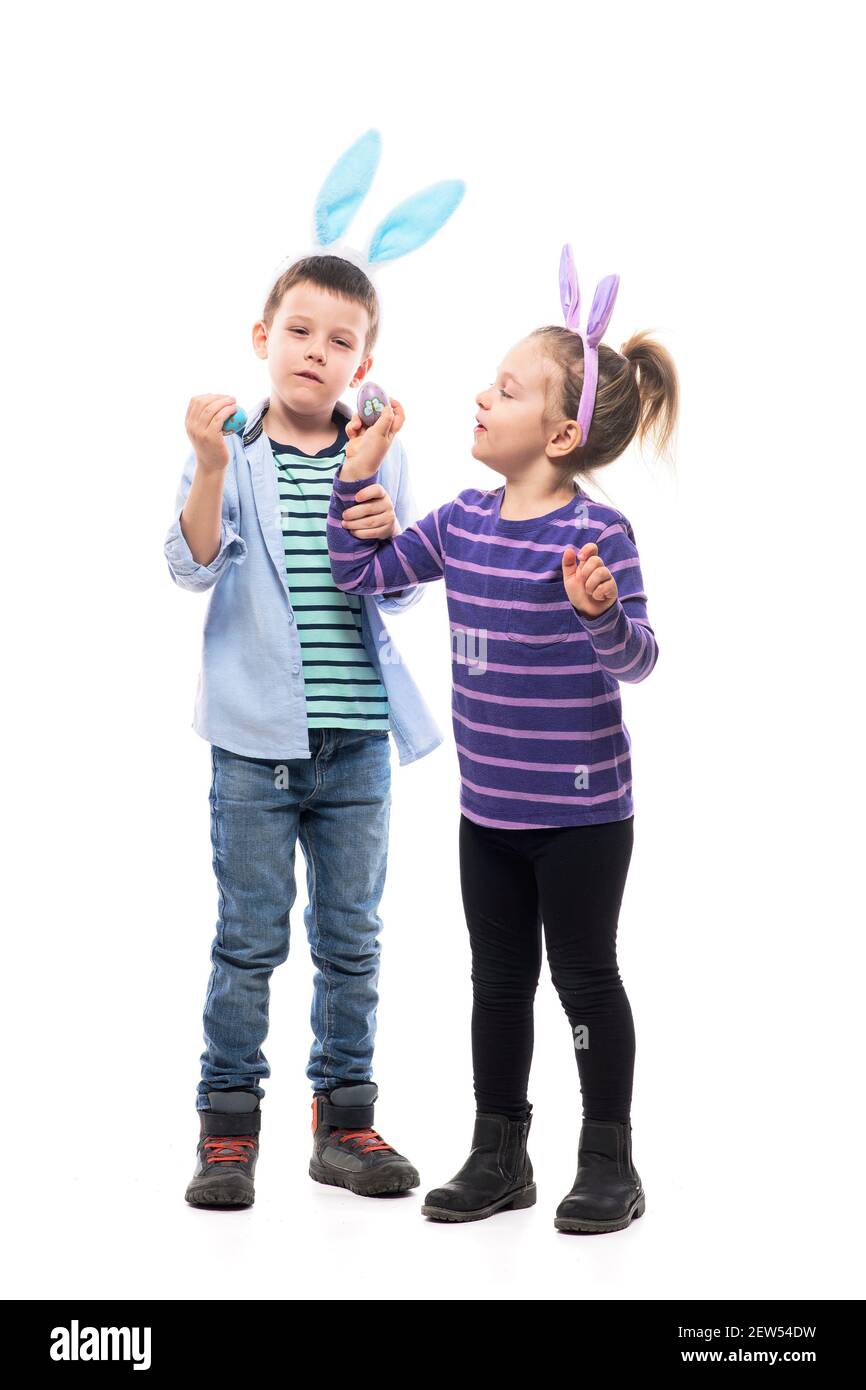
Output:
[328, 472, 658, 829]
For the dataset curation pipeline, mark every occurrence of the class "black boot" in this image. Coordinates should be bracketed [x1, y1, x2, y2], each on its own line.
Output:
[421, 1109, 537, 1222]
[309, 1082, 419, 1197]
[555, 1117, 646, 1233]
[184, 1089, 261, 1210]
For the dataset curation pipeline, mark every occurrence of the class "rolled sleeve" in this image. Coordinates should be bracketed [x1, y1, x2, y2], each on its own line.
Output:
[164, 514, 247, 591]
[163, 446, 248, 593]
[376, 581, 421, 613]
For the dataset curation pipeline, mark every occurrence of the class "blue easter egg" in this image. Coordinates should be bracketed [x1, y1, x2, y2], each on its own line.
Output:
[222, 407, 247, 434]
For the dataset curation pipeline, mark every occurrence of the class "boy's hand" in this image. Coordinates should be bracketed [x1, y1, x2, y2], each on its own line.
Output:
[340, 398, 405, 481]
[342, 483, 401, 540]
[185, 394, 236, 474]
[562, 542, 618, 618]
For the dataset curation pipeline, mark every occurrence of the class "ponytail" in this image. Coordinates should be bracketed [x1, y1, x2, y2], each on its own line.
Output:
[532, 324, 679, 482]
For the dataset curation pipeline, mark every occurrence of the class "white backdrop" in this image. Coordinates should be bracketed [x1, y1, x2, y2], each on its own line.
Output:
[2, 0, 863, 1302]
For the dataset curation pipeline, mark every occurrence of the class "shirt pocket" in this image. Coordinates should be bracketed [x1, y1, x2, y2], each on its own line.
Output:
[504, 576, 577, 647]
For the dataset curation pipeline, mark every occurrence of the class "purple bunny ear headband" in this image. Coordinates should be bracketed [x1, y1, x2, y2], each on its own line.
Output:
[558, 244, 621, 448]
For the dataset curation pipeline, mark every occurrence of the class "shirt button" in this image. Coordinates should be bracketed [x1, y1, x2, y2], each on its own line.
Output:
[292, 664, 300, 675]
[288, 611, 295, 624]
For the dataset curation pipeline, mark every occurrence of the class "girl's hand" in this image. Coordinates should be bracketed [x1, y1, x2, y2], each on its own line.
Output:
[342, 483, 401, 540]
[341, 397, 405, 480]
[562, 542, 618, 618]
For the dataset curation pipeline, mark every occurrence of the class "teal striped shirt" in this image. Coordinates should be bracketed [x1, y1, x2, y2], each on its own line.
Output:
[269, 415, 390, 732]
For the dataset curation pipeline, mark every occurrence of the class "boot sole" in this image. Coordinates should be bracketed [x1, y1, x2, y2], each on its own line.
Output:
[554, 1192, 646, 1233]
[421, 1182, 537, 1222]
[185, 1181, 255, 1209]
[309, 1159, 420, 1197]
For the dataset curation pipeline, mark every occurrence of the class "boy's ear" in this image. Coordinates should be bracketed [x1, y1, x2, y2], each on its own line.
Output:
[350, 354, 374, 387]
[251, 319, 269, 360]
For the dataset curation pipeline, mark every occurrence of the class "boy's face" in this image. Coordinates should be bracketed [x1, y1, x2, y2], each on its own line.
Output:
[253, 283, 373, 408]
[472, 336, 580, 474]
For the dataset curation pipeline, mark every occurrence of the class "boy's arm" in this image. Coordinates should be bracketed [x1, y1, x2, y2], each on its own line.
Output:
[575, 518, 659, 683]
[164, 447, 247, 593]
[328, 463, 452, 595]
[376, 439, 425, 612]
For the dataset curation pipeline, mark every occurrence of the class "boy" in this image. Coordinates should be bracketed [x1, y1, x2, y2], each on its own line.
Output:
[164, 254, 442, 1208]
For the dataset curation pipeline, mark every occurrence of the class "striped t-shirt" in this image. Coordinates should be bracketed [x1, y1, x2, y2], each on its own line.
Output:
[328, 474, 658, 829]
[269, 419, 389, 732]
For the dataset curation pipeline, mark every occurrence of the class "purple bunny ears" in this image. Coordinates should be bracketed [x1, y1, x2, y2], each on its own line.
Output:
[558, 244, 620, 448]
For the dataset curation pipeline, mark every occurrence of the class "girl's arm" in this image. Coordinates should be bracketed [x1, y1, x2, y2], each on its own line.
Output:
[374, 438, 424, 611]
[573, 519, 659, 683]
[328, 464, 452, 595]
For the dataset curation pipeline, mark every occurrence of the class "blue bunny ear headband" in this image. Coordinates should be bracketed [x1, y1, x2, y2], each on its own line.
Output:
[262, 128, 466, 307]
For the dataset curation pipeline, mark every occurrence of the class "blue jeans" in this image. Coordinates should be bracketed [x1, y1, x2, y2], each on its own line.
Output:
[196, 728, 392, 1111]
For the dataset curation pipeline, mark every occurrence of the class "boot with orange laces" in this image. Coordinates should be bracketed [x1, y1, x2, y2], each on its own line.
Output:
[309, 1082, 419, 1196]
[185, 1089, 261, 1209]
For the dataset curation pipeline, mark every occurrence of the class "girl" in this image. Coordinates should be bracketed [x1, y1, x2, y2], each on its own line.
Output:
[327, 248, 678, 1233]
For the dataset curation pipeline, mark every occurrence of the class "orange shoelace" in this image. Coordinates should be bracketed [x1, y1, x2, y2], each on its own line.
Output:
[336, 1128, 394, 1154]
[204, 1136, 257, 1165]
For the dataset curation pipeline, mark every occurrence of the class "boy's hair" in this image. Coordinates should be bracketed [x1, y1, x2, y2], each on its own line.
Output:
[262, 254, 380, 360]
[531, 326, 680, 486]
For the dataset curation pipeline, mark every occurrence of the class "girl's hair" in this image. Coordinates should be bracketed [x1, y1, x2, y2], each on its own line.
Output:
[262, 254, 380, 359]
[530, 325, 679, 487]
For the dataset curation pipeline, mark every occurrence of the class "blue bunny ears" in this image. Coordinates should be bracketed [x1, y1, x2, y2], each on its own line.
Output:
[313, 128, 465, 263]
[312, 129, 382, 246]
[264, 128, 465, 300]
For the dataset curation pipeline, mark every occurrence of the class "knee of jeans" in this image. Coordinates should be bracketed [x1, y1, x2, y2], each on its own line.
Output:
[315, 937, 381, 971]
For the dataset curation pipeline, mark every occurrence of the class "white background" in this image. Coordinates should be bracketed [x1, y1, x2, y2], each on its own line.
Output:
[2, 0, 863, 1302]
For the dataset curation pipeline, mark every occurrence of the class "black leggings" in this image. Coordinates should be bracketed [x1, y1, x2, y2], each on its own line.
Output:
[459, 813, 636, 1123]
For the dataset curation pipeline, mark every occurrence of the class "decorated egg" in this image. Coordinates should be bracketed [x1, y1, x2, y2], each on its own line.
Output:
[356, 381, 390, 428]
[222, 407, 247, 435]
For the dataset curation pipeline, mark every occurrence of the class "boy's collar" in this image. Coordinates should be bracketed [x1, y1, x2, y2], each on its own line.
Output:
[242, 394, 351, 448]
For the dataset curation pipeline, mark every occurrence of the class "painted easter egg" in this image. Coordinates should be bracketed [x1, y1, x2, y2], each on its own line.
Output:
[356, 382, 390, 428]
[222, 407, 247, 435]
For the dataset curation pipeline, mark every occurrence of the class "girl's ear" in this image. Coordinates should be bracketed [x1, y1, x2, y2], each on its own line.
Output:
[313, 128, 383, 246]
[365, 180, 466, 263]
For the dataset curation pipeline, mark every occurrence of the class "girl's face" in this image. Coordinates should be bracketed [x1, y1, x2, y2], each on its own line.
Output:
[473, 337, 570, 477]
